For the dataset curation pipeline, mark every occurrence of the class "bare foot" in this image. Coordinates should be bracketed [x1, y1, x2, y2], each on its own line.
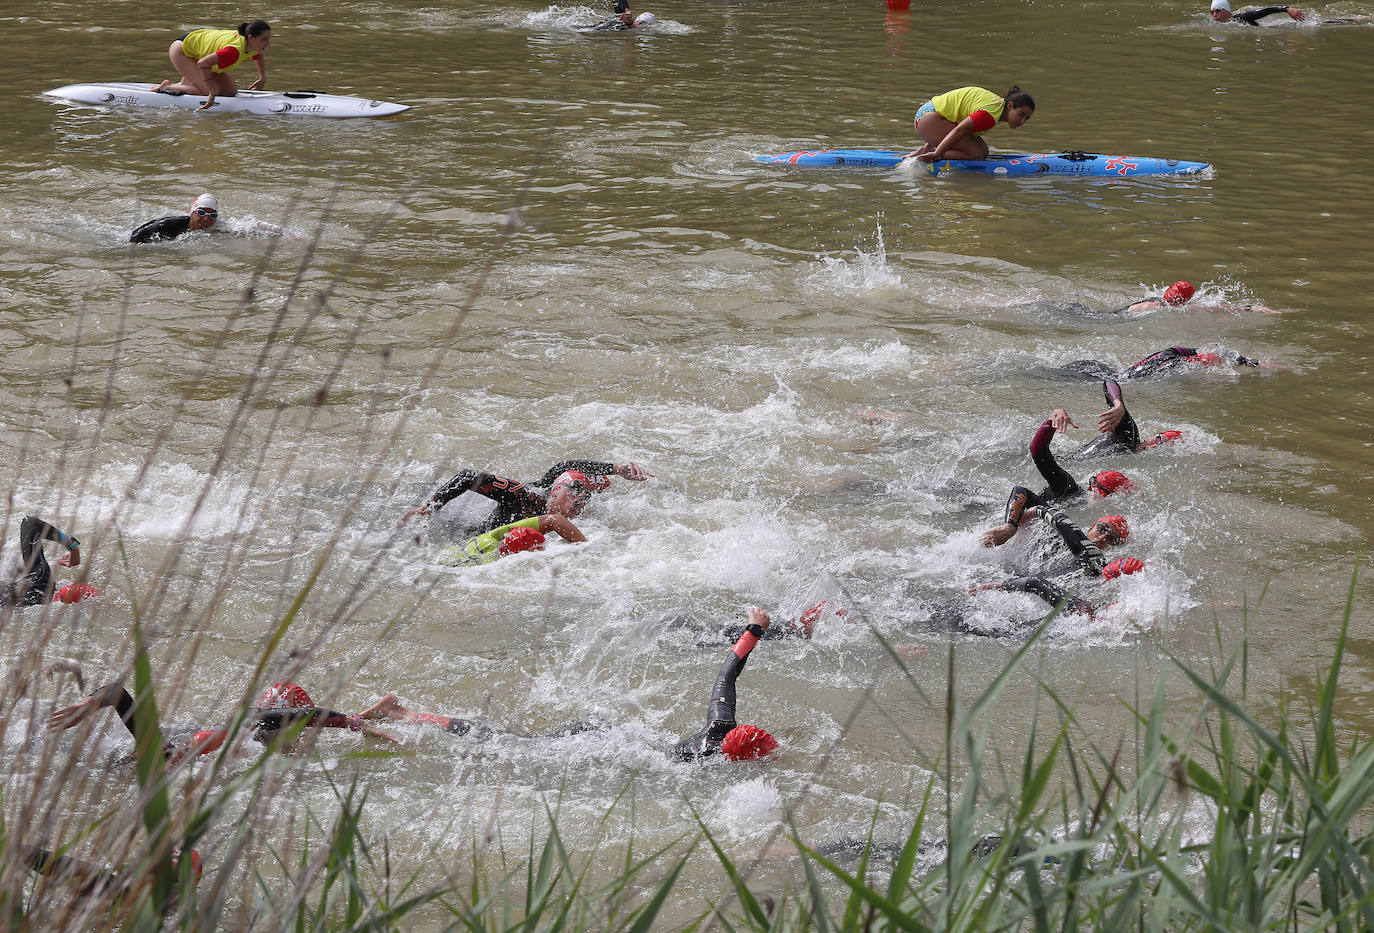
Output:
[357, 694, 408, 721]
[153, 79, 172, 92]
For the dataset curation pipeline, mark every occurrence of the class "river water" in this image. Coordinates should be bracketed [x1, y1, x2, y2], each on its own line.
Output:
[3, 0, 1373, 920]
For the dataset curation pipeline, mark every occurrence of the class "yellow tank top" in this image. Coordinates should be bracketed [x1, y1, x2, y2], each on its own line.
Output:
[931, 87, 1006, 135]
[181, 28, 254, 73]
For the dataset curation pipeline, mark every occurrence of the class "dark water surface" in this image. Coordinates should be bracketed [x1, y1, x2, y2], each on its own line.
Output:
[3, 0, 1373, 918]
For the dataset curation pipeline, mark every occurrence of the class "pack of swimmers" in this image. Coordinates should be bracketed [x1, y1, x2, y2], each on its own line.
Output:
[14, 0, 1318, 898]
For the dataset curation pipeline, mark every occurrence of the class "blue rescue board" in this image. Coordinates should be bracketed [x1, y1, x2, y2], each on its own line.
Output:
[755, 149, 1211, 177]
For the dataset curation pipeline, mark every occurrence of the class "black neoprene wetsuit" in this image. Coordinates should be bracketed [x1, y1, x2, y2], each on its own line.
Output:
[578, 16, 632, 29]
[425, 459, 618, 534]
[1026, 420, 1084, 502]
[1231, 5, 1297, 24]
[2, 517, 75, 608]
[578, 0, 633, 29]
[989, 504, 1109, 631]
[79, 683, 360, 760]
[671, 623, 762, 761]
[1068, 380, 1140, 460]
[130, 215, 193, 244]
[1061, 346, 1260, 382]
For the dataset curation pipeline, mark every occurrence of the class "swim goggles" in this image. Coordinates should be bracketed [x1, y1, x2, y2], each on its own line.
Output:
[193, 208, 218, 218]
[1089, 520, 1124, 547]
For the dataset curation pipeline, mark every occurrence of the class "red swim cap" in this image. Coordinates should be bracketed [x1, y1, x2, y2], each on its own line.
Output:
[1102, 556, 1145, 579]
[1090, 470, 1134, 498]
[553, 470, 612, 496]
[1189, 352, 1222, 366]
[1093, 514, 1130, 545]
[1163, 281, 1195, 305]
[172, 847, 204, 884]
[52, 583, 101, 603]
[499, 526, 546, 555]
[256, 682, 313, 710]
[720, 724, 779, 761]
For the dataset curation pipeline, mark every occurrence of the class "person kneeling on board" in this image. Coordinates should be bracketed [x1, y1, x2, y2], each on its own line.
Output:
[130, 193, 220, 243]
[154, 19, 271, 110]
[910, 85, 1035, 162]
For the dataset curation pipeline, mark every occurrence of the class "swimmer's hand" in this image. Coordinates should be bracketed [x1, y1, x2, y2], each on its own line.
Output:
[396, 503, 432, 527]
[360, 723, 400, 743]
[49, 688, 118, 732]
[1287, 6, 1305, 20]
[248, 77, 267, 91]
[1098, 402, 1126, 434]
[969, 582, 1003, 594]
[198, 93, 216, 111]
[748, 607, 771, 631]
[979, 523, 1017, 548]
[1050, 408, 1078, 433]
[614, 462, 654, 482]
[59, 548, 80, 568]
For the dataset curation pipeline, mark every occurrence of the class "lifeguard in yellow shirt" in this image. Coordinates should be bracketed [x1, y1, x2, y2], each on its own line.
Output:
[911, 85, 1035, 163]
[154, 20, 272, 111]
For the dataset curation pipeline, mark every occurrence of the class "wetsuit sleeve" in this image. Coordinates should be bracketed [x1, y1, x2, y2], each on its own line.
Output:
[531, 460, 617, 488]
[1236, 5, 1290, 23]
[19, 846, 120, 897]
[671, 623, 763, 760]
[1028, 421, 1080, 500]
[1002, 485, 1045, 527]
[1001, 576, 1094, 615]
[1036, 507, 1107, 575]
[1102, 380, 1140, 449]
[130, 216, 192, 244]
[706, 624, 761, 726]
[429, 470, 547, 519]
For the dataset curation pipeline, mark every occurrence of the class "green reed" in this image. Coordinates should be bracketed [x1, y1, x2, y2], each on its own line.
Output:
[5, 571, 1372, 930]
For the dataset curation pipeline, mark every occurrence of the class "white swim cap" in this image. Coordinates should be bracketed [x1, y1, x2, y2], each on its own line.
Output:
[192, 193, 219, 212]
[634, 12, 656, 25]
[1210, 0, 1232, 10]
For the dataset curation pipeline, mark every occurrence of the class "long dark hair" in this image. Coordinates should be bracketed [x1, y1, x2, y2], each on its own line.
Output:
[1004, 85, 1035, 112]
[237, 19, 271, 38]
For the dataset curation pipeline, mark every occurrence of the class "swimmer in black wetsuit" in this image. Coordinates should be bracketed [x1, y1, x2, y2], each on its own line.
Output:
[1006, 408, 1137, 509]
[130, 193, 219, 243]
[1209, 0, 1305, 24]
[672, 608, 779, 761]
[361, 609, 779, 762]
[18, 843, 201, 901]
[577, 0, 657, 30]
[49, 681, 397, 766]
[960, 506, 1144, 636]
[2, 516, 82, 609]
[1070, 379, 1184, 460]
[1059, 346, 1265, 382]
[396, 458, 653, 535]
